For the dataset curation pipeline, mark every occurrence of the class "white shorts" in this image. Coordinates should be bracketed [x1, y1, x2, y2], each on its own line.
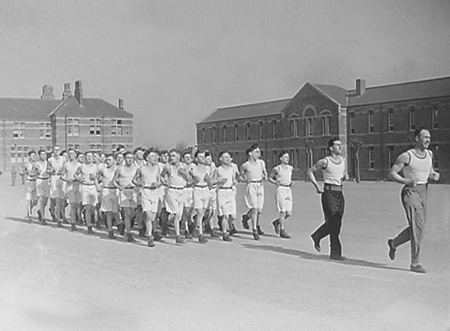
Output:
[184, 187, 194, 208]
[193, 186, 210, 210]
[80, 184, 98, 206]
[65, 181, 81, 204]
[135, 187, 142, 206]
[36, 178, 50, 198]
[50, 176, 65, 199]
[119, 187, 137, 208]
[165, 187, 185, 215]
[217, 187, 236, 216]
[101, 188, 119, 212]
[244, 182, 264, 210]
[208, 188, 217, 211]
[276, 186, 293, 212]
[26, 180, 37, 201]
[141, 187, 159, 213]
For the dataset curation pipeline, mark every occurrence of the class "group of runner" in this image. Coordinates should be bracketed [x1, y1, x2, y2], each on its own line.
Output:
[21, 127, 439, 273]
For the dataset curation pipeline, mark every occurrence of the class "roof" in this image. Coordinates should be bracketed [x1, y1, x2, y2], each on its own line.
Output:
[347, 76, 450, 107]
[311, 83, 348, 106]
[198, 98, 290, 124]
[0, 96, 133, 121]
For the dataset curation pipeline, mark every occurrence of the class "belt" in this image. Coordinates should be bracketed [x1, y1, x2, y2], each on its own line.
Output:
[278, 183, 292, 187]
[27, 179, 36, 182]
[82, 182, 96, 186]
[250, 180, 262, 183]
[168, 186, 184, 190]
[218, 186, 234, 190]
[143, 186, 157, 190]
[324, 184, 343, 191]
[37, 177, 49, 180]
[124, 186, 134, 189]
[194, 185, 208, 188]
[104, 186, 117, 189]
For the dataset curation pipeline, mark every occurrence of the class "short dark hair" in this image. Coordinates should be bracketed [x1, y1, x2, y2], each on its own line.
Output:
[414, 127, 428, 138]
[28, 150, 36, 157]
[160, 150, 168, 155]
[218, 150, 229, 158]
[114, 151, 123, 158]
[124, 151, 133, 158]
[328, 137, 340, 148]
[181, 150, 191, 158]
[116, 144, 125, 152]
[245, 144, 259, 156]
[105, 153, 114, 159]
[169, 149, 181, 155]
[38, 149, 46, 155]
[133, 146, 143, 154]
[194, 150, 205, 158]
[144, 147, 160, 160]
[279, 150, 289, 158]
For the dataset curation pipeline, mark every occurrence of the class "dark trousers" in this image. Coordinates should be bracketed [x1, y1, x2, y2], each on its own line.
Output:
[311, 190, 345, 257]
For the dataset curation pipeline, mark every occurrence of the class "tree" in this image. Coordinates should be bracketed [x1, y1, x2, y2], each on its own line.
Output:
[304, 138, 314, 182]
[349, 138, 363, 183]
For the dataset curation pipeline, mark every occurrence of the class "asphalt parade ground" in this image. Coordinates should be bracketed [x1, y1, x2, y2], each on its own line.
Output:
[0, 175, 448, 331]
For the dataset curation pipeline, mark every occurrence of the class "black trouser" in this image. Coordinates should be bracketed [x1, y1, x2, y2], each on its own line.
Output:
[311, 188, 345, 257]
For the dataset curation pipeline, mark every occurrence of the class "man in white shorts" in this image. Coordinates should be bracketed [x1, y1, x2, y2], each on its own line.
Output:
[157, 150, 170, 235]
[24, 150, 38, 221]
[181, 150, 195, 239]
[268, 150, 293, 239]
[61, 148, 81, 231]
[48, 146, 65, 227]
[35, 149, 51, 225]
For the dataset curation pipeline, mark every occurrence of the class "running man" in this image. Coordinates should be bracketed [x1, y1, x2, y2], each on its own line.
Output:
[307, 138, 348, 260]
[240, 144, 267, 240]
[24, 150, 38, 221]
[34, 149, 51, 225]
[268, 151, 293, 239]
[157, 150, 170, 236]
[48, 146, 65, 227]
[387, 127, 440, 273]
[61, 148, 81, 231]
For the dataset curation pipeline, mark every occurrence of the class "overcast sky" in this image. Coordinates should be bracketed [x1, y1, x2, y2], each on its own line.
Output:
[1, 0, 449, 148]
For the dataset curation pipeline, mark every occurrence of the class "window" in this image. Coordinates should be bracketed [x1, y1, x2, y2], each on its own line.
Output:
[13, 122, 25, 139]
[368, 146, 375, 169]
[388, 109, 394, 132]
[111, 119, 123, 136]
[68, 118, 80, 136]
[322, 147, 327, 159]
[349, 113, 355, 134]
[111, 119, 116, 136]
[39, 123, 45, 139]
[259, 122, 264, 141]
[212, 126, 216, 144]
[90, 119, 101, 136]
[234, 124, 239, 142]
[305, 118, 314, 137]
[45, 123, 51, 139]
[246, 123, 251, 141]
[272, 150, 278, 167]
[295, 149, 300, 169]
[289, 150, 295, 167]
[112, 144, 117, 151]
[368, 110, 374, 133]
[10, 146, 16, 163]
[75, 144, 80, 151]
[13, 123, 19, 139]
[117, 120, 123, 136]
[432, 105, 438, 129]
[202, 128, 206, 144]
[233, 152, 239, 164]
[432, 145, 439, 169]
[388, 146, 395, 168]
[321, 116, 330, 136]
[68, 119, 73, 136]
[409, 107, 415, 131]
[90, 119, 95, 135]
[96, 144, 102, 152]
[223, 125, 227, 143]
[272, 120, 277, 139]
[90, 144, 96, 151]
[306, 147, 314, 168]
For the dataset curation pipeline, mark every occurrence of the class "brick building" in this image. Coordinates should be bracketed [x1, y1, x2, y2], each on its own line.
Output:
[196, 76, 449, 182]
[0, 81, 133, 171]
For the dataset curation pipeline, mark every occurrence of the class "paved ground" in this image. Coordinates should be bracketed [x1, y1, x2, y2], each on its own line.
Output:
[0, 175, 448, 331]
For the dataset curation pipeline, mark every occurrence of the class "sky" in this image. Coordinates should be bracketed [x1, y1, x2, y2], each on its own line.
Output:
[0, 0, 449, 148]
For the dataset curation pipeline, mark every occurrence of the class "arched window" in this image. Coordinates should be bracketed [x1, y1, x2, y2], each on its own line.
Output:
[202, 128, 206, 144]
[223, 125, 227, 143]
[246, 123, 251, 141]
[234, 124, 239, 142]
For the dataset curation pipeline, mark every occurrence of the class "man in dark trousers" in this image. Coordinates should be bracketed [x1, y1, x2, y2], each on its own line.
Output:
[307, 137, 348, 260]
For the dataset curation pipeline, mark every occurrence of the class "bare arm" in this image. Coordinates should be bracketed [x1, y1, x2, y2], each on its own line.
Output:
[307, 158, 328, 194]
[73, 165, 83, 183]
[239, 163, 248, 182]
[268, 166, 278, 185]
[428, 151, 440, 181]
[132, 168, 142, 187]
[261, 160, 268, 181]
[113, 167, 122, 190]
[389, 152, 416, 186]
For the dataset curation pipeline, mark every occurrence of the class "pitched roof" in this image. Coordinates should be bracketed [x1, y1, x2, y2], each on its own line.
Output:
[0, 96, 133, 121]
[198, 98, 290, 124]
[311, 83, 348, 106]
[347, 76, 450, 107]
[0, 98, 62, 121]
[49, 96, 133, 118]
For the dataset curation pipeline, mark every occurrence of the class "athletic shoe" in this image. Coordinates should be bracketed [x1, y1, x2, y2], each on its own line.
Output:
[229, 226, 238, 236]
[127, 233, 136, 243]
[387, 239, 396, 260]
[108, 231, 116, 239]
[330, 255, 346, 261]
[87, 226, 94, 234]
[241, 214, 249, 230]
[95, 221, 101, 229]
[257, 226, 264, 235]
[37, 210, 43, 223]
[138, 228, 146, 237]
[57, 221, 63, 228]
[198, 235, 208, 244]
[70, 224, 77, 231]
[62, 218, 69, 225]
[223, 233, 233, 242]
[211, 229, 221, 237]
[147, 237, 155, 247]
[117, 223, 125, 236]
[153, 232, 163, 242]
[252, 230, 260, 241]
[311, 235, 321, 252]
[280, 230, 291, 239]
[272, 219, 280, 235]
[185, 232, 193, 239]
[175, 235, 186, 244]
[410, 264, 426, 273]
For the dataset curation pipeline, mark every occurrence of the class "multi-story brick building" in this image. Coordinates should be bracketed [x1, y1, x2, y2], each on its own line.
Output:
[0, 81, 133, 171]
[196, 76, 449, 182]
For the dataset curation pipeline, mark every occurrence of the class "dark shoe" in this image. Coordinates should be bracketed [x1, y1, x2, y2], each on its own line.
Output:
[257, 226, 264, 235]
[147, 237, 155, 247]
[229, 226, 238, 236]
[117, 223, 125, 236]
[49, 209, 56, 222]
[87, 226, 94, 234]
[37, 210, 43, 223]
[70, 224, 77, 231]
[311, 235, 321, 252]
[57, 221, 63, 228]
[272, 219, 280, 235]
[62, 218, 69, 225]
[280, 230, 291, 239]
[95, 221, 101, 229]
[223, 233, 233, 242]
[330, 255, 346, 261]
[175, 235, 186, 244]
[252, 230, 260, 241]
[127, 233, 136, 243]
[153, 232, 163, 242]
[108, 231, 116, 239]
[241, 214, 249, 230]
[198, 235, 208, 244]
[211, 229, 221, 238]
[138, 228, 146, 237]
[185, 232, 193, 239]
[387, 239, 396, 260]
[410, 264, 426, 273]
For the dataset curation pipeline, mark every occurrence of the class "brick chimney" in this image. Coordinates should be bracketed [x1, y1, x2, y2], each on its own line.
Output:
[118, 98, 124, 110]
[74, 80, 83, 106]
[41, 85, 55, 100]
[62, 83, 72, 99]
[355, 78, 366, 96]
